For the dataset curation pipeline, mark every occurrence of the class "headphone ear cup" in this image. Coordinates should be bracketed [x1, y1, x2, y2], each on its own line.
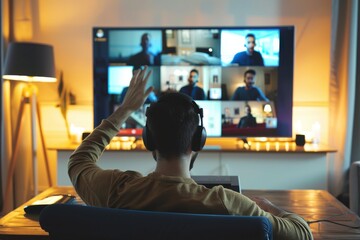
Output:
[191, 126, 207, 152]
[142, 125, 156, 151]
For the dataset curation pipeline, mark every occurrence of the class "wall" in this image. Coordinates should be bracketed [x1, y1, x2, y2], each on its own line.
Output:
[23, 0, 331, 143]
[3, 0, 332, 198]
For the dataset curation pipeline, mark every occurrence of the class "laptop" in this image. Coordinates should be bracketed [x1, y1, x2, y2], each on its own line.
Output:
[191, 175, 241, 193]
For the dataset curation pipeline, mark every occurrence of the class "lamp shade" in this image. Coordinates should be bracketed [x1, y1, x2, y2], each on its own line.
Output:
[3, 42, 56, 82]
[263, 103, 272, 114]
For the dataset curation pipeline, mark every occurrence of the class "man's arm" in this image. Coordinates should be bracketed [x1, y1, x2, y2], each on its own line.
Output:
[256, 87, 269, 101]
[107, 67, 153, 127]
[68, 67, 153, 206]
[251, 196, 313, 240]
[220, 189, 313, 240]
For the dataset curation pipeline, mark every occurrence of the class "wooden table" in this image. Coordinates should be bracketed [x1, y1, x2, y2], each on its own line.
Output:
[245, 189, 360, 239]
[0, 187, 359, 239]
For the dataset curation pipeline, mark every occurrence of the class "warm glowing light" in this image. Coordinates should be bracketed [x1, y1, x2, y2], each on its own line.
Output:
[265, 142, 270, 151]
[285, 142, 289, 151]
[312, 122, 321, 144]
[295, 120, 303, 134]
[263, 104, 272, 113]
[255, 142, 260, 151]
[70, 124, 85, 144]
[3, 75, 56, 82]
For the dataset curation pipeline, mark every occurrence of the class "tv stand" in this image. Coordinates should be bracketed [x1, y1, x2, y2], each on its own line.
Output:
[49, 140, 336, 191]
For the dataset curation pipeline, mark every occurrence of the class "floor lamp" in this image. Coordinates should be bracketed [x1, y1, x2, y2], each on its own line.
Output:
[3, 42, 56, 200]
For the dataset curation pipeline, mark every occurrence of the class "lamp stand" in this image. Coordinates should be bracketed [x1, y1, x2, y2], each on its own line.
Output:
[5, 84, 53, 202]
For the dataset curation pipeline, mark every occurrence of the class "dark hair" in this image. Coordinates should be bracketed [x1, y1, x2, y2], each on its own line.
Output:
[190, 69, 199, 75]
[146, 92, 199, 158]
[141, 33, 150, 41]
[245, 104, 252, 112]
[245, 33, 256, 40]
[244, 69, 256, 78]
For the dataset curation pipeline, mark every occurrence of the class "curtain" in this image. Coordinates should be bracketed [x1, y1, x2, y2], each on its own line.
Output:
[0, 0, 3, 212]
[329, 0, 358, 197]
[350, 0, 360, 179]
[1, 0, 34, 215]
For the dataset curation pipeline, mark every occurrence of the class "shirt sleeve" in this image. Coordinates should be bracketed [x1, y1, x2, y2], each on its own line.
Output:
[219, 188, 314, 240]
[68, 119, 141, 207]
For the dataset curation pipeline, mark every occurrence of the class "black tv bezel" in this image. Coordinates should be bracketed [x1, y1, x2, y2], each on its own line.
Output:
[92, 25, 294, 138]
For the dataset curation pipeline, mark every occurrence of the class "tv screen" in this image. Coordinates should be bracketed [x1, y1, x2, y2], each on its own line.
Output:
[93, 26, 294, 138]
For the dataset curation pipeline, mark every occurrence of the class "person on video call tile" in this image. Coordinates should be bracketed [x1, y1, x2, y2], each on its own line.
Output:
[237, 104, 257, 128]
[231, 69, 269, 101]
[179, 69, 206, 100]
[128, 33, 160, 69]
[231, 33, 264, 66]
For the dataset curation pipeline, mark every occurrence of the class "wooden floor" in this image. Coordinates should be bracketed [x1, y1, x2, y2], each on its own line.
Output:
[0, 187, 359, 239]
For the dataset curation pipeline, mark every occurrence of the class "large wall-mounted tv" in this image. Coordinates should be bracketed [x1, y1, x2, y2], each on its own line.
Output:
[93, 26, 294, 138]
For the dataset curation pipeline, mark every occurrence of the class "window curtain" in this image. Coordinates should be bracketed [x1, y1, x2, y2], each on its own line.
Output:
[329, 0, 358, 197]
[351, 1, 360, 175]
[1, 0, 34, 215]
[0, 0, 3, 212]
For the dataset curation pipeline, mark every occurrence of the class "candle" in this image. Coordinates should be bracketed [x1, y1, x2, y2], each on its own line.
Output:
[312, 122, 321, 144]
[70, 124, 85, 144]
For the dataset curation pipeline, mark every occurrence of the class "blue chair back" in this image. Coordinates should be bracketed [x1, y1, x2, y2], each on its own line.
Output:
[39, 204, 272, 240]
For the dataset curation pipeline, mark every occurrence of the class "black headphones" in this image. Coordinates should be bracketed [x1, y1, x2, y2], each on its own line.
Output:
[142, 95, 207, 152]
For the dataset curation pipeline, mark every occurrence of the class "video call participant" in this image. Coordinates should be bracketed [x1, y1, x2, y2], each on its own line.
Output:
[231, 33, 264, 66]
[179, 69, 206, 100]
[232, 69, 269, 101]
[68, 66, 313, 240]
[238, 104, 257, 128]
[127, 33, 160, 69]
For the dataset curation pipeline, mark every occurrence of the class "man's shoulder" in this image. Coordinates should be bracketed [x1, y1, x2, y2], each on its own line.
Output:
[235, 51, 247, 58]
[195, 85, 205, 91]
[113, 170, 143, 181]
[179, 85, 188, 91]
[129, 52, 142, 59]
[251, 86, 262, 92]
[232, 51, 247, 61]
[254, 51, 263, 58]
[236, 86, 246, 92]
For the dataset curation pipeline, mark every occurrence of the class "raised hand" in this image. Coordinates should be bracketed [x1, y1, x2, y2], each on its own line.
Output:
[121, 66, 153, 111]
[107, 66, 153, 129]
